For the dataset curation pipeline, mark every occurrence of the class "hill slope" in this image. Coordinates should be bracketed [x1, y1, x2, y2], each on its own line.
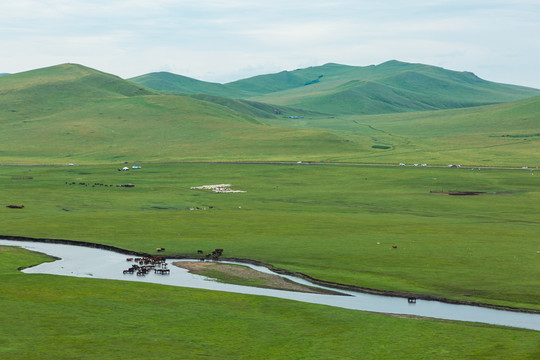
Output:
[1, 63, 156, 121]
[0, 64, 360, 163]
[131, 61, 540, 115]
[260, 94, 540, 166]
[246, 61, 540, 114]
[129, 72, 248, 98]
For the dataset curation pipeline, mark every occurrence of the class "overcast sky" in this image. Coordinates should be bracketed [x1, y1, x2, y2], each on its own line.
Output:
[2, 0, 539, 87]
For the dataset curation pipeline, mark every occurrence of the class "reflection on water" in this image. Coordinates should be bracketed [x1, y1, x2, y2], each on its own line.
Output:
[1, 239, 539, 331]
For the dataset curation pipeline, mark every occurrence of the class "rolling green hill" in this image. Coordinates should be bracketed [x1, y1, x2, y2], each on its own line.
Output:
[0, 64, 360, 164]
[131, 61, 540, 115]
[129, 71, 248, 98]
[261, 94, 540, 166]
[1, 63, 539, 165]
[186, 93, 320, 119]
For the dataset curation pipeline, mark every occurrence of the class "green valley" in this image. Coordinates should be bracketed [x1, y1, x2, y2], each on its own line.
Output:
[1, 61, 539, 359]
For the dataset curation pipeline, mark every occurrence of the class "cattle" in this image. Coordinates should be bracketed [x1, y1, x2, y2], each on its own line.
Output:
[156, 248, 165, 252]
[392, 245, 397, 249]
[197, 250, 203, 254]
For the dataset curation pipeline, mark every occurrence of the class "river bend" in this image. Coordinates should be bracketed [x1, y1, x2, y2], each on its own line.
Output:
[1, 239, 539, 331]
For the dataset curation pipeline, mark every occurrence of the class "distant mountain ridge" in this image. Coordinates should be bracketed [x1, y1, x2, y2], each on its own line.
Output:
[130, 60, 540, 115]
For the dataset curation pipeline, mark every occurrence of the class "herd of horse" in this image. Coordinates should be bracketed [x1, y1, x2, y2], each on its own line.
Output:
[197, 248, 224, 261]
[123, 256, 169, 276]
[122, 248, 225, 276]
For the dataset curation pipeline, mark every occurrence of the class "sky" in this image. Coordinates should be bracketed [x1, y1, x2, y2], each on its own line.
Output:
[1, 0, 539, 88]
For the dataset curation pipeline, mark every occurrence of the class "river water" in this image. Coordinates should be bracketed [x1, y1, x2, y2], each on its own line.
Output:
[1, 239, 539, 331]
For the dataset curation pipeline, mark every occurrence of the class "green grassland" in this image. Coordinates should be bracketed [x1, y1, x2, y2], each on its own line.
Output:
[2, 163, 539, 311]
[2, 247, 539, 360]
[2, 63, 540, 358]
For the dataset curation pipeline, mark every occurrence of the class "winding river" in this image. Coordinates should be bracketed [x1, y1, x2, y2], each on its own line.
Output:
[1, 239, 539, 331]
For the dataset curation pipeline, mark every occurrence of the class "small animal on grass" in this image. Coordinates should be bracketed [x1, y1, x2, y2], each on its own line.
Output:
[6, 205, 24, 209]
[156, 247, 165, 252]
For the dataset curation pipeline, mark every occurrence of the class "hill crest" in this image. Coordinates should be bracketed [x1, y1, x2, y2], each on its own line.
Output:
[130, 61, 540, 115]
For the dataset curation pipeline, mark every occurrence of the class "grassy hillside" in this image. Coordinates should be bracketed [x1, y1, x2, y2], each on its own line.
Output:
[1, 63, 538, 166]
[186, 93, 319, 119]
[247, 61, 540, 114]
[262, 95, 540, 166]
[131, 61, 540, 115]
[129, 71, 249, 98]
[0, 64, 361, 164]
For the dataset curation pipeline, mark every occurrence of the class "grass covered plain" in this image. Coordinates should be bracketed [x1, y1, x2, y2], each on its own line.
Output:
[1, 246, 540, 360]
[1, 162, 539, 312]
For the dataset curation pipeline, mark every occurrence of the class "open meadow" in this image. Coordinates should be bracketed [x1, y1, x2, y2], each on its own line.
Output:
[2, 162, 539, 310]
[2, 162, 540, 359]
[3, 247, 540, 360]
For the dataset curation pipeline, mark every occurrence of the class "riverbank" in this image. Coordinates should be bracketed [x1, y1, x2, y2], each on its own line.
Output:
[3, 235, 539, 315]
[173, 261, 344, 295]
